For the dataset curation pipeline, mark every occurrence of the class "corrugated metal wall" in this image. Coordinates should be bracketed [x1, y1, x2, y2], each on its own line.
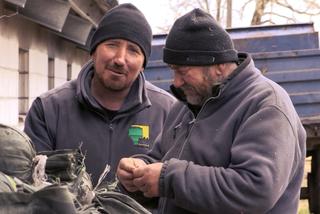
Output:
[145, 23, 320, 119]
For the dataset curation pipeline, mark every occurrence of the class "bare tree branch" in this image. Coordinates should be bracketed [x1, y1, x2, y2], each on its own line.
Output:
[264, 11, 297, 22]
[204, 0, 211, 12]
[260, 19, 276, 24]
[240, 0, 255, 18]
[251, 0, 272, 25]
[216, 0, 222, 22]
[304, 0, 320, 9]
[226, 0, 232, 27]
[275, 0, 320, 15]
[196, 0, 205, 11]
[166, 0, 320, 30]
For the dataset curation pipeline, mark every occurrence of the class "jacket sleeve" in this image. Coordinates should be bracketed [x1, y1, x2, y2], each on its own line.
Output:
[24, 98, 54, 151]
[158, 106, 305, 213]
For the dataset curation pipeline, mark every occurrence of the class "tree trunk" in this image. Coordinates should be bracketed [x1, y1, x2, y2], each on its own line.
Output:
[226, 0, 232, 27]
[216, 0, 222, 22]
[251, 0, 271, 25]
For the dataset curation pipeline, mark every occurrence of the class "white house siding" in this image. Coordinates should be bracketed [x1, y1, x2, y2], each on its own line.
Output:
[53, 57, 68, 88]
[0, 36, 19, 126]
[71, 63, 82, 80]
[0, 4, 89, 128]
[28, 49, 49, 106]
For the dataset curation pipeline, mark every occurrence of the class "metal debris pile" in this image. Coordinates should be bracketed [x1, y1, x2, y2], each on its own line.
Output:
[0, 123, 150, 214]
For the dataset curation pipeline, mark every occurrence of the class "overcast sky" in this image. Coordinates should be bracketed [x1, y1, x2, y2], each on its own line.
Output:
[118, 0, 174, 34]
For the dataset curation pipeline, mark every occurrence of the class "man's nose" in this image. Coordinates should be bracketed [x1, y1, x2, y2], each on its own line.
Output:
[114, 46, 126, 66]
[173, 73, 184, 88]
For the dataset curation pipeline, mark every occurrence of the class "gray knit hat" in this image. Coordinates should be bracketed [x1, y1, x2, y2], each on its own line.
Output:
[163, 8, 238, 65]
[90, 3, 152, 68]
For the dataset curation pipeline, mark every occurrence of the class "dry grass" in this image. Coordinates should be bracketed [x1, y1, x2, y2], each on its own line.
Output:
[298, 157, 311, 214]
[299, 200, 309, 214]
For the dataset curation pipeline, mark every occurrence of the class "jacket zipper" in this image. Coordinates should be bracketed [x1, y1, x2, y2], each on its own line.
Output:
[177, 97, 214, 158]
[160, 97, 219, 213]
[159, 197, 167, 214]
[107, 122, 113, 167]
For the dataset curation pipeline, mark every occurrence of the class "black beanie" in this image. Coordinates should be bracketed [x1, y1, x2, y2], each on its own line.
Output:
[163, 8, 238, 66]
[89, 3, 152, 68]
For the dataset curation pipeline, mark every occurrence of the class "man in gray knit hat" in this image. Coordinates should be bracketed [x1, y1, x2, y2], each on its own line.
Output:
[24, 3, 176, 186]
[117, 8, 306, 214]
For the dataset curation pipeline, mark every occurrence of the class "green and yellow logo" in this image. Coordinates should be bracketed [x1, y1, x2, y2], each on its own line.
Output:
[128, 125, 149, 147]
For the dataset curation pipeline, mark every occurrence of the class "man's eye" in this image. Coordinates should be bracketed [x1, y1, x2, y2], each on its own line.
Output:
[104, 42, 117, 47]
[128, 47, 141, 55]
[171, 67, 189, 75]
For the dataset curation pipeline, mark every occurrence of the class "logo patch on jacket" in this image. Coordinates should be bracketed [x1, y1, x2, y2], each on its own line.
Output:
[128, 125, 150, 148]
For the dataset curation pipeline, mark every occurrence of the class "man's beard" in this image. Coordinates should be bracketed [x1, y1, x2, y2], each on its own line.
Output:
[181, 84, 210, 106]
[181, 72, 223, 106]
[100, 64, 131, 91]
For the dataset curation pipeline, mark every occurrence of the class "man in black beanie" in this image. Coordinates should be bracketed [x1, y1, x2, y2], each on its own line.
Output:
[24, 3, 176, 186]
[117, 8, 306, 214]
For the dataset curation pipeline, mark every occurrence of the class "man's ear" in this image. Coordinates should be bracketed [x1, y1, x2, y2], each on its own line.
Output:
[91, 50, 97, 61]
[216, 64, 224, 76]
[218, 63, 236, 77]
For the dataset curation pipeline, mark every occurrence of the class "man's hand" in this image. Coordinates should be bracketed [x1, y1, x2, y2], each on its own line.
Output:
[132, 162, 163, 198]
[117, 158, 147, 192]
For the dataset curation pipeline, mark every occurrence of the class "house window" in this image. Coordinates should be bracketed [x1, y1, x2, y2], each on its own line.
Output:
[67, 63, 72, 81]
[18, 49, 29, 121]
[48, 58, 54, 90]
